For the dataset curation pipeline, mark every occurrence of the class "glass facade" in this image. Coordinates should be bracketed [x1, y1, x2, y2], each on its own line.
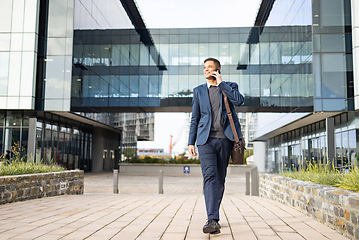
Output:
[34, 113, 93, 171]
[261, 0, 356, 172]
[0, 0, 39, 110]
[0, 111, 93, 171]
[312, 0, 354, 111]
[72, 26, 314, 112]
[43, 0, 74, 111]
[267, 112, 358, 172]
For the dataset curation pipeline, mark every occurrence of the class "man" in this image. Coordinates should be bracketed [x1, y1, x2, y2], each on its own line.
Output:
[188, 57, 244, 234]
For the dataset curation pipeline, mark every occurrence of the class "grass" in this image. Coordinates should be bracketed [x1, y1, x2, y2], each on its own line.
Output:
[339, 167, 359, 192]
[0, 160, 66, 176]
[280, 162, 359, 192]
[0, 142, 67, 176]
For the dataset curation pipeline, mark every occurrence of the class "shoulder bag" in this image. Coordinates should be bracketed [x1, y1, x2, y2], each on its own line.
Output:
[222, 91, 246, 165]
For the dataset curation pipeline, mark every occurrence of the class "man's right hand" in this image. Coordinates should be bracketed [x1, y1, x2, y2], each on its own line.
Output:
[188, 145, 197, 157]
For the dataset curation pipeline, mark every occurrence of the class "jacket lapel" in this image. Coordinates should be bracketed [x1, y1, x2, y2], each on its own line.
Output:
[200, 84, 211, 114]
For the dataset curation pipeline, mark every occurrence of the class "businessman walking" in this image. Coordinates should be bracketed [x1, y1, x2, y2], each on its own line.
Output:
[188, 57, 244, 234]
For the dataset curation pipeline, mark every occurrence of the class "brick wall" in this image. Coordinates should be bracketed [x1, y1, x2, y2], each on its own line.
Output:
[0, 170, 84, 204]
[259, 173, 359, 239]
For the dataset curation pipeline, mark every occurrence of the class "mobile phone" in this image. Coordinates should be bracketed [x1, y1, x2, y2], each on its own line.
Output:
[212, 68, 221, 78]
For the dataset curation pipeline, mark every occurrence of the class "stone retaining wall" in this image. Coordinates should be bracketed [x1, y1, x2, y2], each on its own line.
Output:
[0, 170, 84, 204]
[259, 173, 359, 239]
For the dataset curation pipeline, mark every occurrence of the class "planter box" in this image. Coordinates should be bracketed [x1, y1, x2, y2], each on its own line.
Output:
[0, 170, 84, 204]
[119, 163, 253, 176]
[259, 173, 359, 239]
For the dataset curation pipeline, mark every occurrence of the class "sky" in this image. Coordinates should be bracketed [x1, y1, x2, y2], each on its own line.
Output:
[135, 0, 261, 28]
[135, 0, 262, 154]
[137, 113, 189, 155]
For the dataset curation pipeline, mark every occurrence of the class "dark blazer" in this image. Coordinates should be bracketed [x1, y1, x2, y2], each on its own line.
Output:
[188, 81, 244, 146]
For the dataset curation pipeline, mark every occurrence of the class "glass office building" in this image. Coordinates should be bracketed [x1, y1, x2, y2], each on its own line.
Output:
[72, 25, 313, 113]
[1, 0, 358, 172]
[0, 0, 134, 172]
[252, 0, 358, 172]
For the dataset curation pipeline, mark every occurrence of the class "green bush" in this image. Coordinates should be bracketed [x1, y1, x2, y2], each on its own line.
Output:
[129, 157, 168, 164]
[0, 160, 66, 176]
[280, 162, 359, 192]
[169, 158, 200, 164]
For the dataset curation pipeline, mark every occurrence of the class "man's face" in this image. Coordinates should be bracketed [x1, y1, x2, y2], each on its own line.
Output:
[203, 61, 217, 80]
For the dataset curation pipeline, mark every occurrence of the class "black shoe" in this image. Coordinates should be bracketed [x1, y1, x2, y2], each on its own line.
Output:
[217, 221, 221, 229]
[203, 219, 221, 234]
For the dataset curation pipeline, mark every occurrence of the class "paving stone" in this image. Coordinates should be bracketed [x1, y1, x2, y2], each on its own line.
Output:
[276, 232, 305, 240]
[0, 173, 350, 240]
[270, 225, 295, 232]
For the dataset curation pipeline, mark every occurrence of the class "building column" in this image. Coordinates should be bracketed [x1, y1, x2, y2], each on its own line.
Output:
[92, 127, 104, 172]
[326, 117, 335, 168]
[27, 118, 37, 162]
[253, 141, 266, 172]
[351, 0, 359, 110]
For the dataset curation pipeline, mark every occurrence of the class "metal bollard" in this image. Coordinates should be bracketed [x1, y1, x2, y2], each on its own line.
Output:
[250, 167, 259, 196]
[113, 169, 119, 194]
[245, 171, 250, 195]
[159, 170, 164, 194]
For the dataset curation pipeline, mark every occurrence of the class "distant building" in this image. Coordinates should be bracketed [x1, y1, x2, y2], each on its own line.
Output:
[138, 148, 171, 159]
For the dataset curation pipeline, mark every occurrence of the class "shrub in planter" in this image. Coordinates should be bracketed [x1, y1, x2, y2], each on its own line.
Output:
[280, 162, 359, 192]
[0, 142, 66, 176]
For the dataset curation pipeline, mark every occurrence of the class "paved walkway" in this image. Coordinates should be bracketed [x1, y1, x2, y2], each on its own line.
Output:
[0, 173, 349, 240]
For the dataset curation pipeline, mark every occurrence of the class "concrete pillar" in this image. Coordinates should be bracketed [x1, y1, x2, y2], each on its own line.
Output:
[351, 0, 359, 110]
[159, 170, 164, 194]
[92, 128, 104, 172]
[245, 171, 250, 195]
[113, 169, 119, 193]
[27, 118, 37, 162]
[253, 141, 266, 172]
[4, 116, 12, 154]
[250, 167, 259, 196]
[326, 117, 335, 168]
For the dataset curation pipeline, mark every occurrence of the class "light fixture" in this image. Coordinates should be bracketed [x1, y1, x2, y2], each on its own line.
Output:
[77, 78, 81, 82]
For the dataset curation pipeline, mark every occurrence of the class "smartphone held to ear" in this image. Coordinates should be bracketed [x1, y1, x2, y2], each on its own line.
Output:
[212, 68, 221, 79]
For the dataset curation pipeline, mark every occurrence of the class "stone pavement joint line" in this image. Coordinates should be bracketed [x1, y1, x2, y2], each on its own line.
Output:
[0, 174, 349, 240]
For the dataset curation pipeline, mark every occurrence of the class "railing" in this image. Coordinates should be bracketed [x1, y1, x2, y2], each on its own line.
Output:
[113, 165, 259, 196]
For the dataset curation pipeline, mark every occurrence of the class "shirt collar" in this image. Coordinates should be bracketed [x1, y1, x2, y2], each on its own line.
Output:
[207, 82, 218, 89]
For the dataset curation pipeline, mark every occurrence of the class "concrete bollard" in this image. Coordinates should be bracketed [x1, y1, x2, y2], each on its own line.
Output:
[113, 169, 119, 194]
[245, 171, 250, 195]
[250, 167, 259, 196]
[159, 170, 164, 194]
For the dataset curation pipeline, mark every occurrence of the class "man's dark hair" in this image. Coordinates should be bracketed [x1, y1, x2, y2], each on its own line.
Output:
[204, 57, 221, 68]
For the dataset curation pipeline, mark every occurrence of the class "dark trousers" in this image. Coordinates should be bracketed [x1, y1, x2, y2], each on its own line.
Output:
[198, 137, 233, 221]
